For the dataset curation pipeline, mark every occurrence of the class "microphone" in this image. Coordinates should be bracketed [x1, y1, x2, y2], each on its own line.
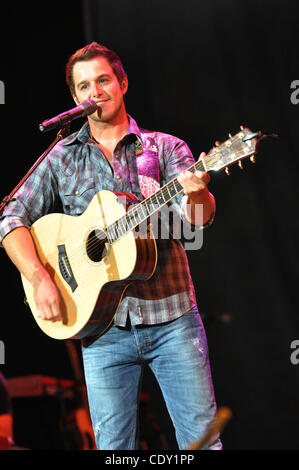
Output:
[39, 99, 98, 133]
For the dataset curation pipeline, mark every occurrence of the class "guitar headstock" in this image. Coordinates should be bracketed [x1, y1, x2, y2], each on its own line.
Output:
[204, 126, 261, 175]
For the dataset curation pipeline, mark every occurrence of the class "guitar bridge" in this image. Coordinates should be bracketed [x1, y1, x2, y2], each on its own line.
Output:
[58, 244, 78, 292]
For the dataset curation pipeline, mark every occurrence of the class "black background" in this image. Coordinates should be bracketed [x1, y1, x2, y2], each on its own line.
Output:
[0, 0, 299, 450]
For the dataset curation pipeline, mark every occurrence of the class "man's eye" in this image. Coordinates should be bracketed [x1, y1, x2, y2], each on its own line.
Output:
[80, 84, 88, 90]
[99, 78, 108, 84]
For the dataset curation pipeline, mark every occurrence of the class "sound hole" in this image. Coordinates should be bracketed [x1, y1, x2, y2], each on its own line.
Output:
[86, 229, 108, 262]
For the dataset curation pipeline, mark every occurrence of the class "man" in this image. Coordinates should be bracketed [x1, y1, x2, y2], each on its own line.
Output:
[0, 42, 221, 450]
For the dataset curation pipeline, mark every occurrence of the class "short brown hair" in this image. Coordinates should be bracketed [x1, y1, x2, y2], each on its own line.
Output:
[66, 42, 127, 96]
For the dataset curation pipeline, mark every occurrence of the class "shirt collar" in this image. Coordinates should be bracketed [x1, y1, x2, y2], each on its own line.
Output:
[62, 114, 144, 147]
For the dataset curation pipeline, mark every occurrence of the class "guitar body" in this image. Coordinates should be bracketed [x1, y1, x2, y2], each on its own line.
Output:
[21, 190, 157, 340]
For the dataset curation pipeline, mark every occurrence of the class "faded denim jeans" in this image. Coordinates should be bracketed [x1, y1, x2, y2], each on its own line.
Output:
[82, 310, 222, 450]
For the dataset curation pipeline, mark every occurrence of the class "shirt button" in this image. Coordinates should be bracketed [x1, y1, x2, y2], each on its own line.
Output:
[75, 190, 79, 195]
[116, 175, 121, 179]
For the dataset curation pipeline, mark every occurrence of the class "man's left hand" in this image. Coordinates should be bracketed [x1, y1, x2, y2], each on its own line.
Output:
[177, 152, 210, 202]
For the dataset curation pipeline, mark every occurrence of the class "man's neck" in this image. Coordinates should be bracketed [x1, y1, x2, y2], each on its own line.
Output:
[88, 110, 129, 145]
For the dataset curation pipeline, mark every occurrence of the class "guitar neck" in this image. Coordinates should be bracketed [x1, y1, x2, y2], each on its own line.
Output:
[106, 158, 206, 244]
[105, 127, 260, 244]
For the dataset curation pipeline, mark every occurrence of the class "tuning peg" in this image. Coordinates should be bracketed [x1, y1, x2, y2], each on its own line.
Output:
[228, 133, 232, 138]
[238, 160, 243, 170]
[225, 167, 230, 175]
[250, 155, 256, 163]
[215, 140, 221, 146]
[240, 125, 244, 130]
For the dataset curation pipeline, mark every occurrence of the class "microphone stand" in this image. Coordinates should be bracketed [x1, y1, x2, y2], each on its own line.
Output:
[0, 123, 70, 214]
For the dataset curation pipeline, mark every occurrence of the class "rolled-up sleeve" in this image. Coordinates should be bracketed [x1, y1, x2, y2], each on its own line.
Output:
[0, 152, 59, 245]
[0, 215, 29, 243]
[179, 194, 215, 230]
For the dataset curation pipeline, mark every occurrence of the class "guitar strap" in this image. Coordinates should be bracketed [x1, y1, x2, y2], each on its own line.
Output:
[134, 132, 160, 200]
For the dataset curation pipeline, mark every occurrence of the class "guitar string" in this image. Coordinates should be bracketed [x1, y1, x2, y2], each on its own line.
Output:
[63, 144, 254, 267]
[64, 144, 253, 268]
[82, 142, 251, 254]
[64, 161, 198, 267]
[62, 164, 188, 265]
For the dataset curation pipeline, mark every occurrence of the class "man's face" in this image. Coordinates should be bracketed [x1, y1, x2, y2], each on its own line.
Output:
[72, 56, 128, 123]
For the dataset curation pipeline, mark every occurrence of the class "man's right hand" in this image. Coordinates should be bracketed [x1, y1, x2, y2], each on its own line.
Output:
[2, 226, 62, 322]
[32, 270, 62, 322]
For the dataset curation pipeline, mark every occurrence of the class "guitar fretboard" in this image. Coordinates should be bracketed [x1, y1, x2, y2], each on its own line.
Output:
[104, 127, 259, 244]
[106, 158, 206, 244]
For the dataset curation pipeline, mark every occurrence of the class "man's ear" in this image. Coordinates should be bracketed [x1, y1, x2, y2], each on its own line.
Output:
[121, 77, 128, 95]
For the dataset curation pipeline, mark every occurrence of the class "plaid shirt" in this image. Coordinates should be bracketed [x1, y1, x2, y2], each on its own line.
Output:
[0, 115, 210, 327]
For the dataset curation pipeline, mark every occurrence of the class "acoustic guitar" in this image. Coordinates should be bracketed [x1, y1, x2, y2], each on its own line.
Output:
[21, 127, 262, 340]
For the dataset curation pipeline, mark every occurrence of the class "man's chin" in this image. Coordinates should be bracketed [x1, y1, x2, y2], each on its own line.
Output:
[90, 109, 120, 124]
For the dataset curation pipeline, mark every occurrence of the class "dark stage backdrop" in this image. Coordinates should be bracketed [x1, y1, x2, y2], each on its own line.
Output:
[0, 0, 298, 450]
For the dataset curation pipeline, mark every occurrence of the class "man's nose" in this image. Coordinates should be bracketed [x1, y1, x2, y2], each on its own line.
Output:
[91, 82, 104, 97]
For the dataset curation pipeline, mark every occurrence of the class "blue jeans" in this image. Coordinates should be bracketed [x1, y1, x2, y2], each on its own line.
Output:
[81, 311, 222, 450]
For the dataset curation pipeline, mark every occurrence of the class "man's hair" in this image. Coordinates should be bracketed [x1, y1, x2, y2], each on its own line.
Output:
[66, 41, 127, 96]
